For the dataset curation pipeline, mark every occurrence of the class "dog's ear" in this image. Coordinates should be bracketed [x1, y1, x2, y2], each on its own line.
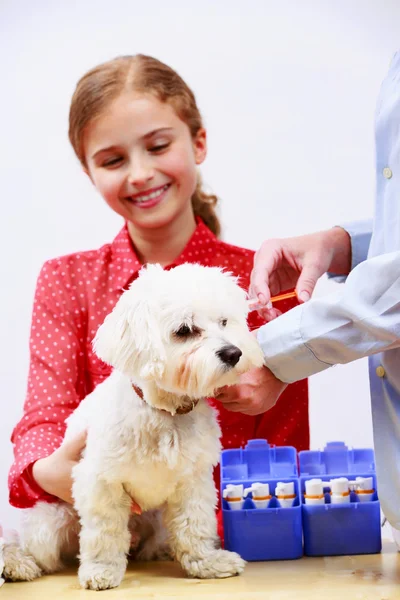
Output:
[93, 291, 166, 379]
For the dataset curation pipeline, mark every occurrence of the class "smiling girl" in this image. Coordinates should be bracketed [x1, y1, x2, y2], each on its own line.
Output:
[9, 55, 308, 526]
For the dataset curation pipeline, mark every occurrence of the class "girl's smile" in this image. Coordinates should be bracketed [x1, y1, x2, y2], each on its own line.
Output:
[126, 182, 172, 209]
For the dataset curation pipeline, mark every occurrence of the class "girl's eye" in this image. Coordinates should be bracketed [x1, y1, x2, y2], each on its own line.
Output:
[220, 319, 228, 327]
[149, 143, 170, 153]
[102, 157, 123, 168]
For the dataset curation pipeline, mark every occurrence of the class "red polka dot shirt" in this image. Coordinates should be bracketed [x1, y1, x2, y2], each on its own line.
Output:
[9, 219, 308, 508]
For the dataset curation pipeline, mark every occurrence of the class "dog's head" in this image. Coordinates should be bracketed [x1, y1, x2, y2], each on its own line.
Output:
[93, 263, 264, 409]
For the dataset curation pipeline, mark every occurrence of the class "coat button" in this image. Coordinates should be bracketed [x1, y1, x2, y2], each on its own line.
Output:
[376, 365, 385, 378]
[383, 167, 392, 179]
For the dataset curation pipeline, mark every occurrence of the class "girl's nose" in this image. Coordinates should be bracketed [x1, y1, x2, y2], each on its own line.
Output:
[127, 156, 154, 188]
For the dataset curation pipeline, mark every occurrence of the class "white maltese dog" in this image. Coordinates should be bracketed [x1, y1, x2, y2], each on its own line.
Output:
[9, 264, 264, 590]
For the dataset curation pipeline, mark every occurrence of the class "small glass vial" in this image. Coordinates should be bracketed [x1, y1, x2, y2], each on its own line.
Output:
[276, 481, 296, 508]
[304, 478, 325, 505]
[330, 477, 350, 504]
[223, 484, 244, 510]
[244, 482, 271, 509]
[354, 477, 374, 502]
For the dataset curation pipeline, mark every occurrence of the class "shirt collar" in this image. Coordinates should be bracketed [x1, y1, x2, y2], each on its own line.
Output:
[109, 218, 218, 291]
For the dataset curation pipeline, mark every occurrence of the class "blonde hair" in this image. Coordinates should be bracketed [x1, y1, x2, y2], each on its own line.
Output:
[68, 54, 221, 237]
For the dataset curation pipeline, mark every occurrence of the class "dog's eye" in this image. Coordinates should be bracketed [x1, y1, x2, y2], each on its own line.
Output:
[220, 319, 228, 327]
[175, 324, 192, 338]
[174, 324, 202, 339]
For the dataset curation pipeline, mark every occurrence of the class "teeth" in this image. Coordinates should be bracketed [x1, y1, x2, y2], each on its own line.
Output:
[133, 184, 169, 203]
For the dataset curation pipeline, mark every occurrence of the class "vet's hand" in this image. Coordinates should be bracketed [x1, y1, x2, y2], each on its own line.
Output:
[216, 366, 287, 416]
[250, 227, 351, 321]
[32, 431, 88, 504]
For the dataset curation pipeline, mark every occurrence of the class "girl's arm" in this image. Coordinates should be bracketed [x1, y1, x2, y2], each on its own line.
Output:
[8, 261, 87, 508]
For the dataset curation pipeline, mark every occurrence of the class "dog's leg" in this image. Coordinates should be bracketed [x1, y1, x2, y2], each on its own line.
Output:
[73, 472, 131, 591]
[6, 501, 78, 580]
[164, 472, 245, 579]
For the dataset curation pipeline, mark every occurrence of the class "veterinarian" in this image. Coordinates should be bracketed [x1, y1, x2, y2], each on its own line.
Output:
[218, 50, 400, 546]
[8, 55, 308, 521]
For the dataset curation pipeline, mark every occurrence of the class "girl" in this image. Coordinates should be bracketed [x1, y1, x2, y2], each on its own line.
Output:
[8, 55, 308, 521]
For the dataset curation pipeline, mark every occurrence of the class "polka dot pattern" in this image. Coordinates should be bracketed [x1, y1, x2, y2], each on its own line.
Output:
[8, 219, 308, 508]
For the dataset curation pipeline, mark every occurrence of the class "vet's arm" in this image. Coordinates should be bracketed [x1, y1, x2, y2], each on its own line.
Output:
[257, 250, 400, 383]
[327, 219, 373, 281]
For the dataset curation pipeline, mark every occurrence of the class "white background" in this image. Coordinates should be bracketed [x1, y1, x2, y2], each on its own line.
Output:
[1, 0, 399, 529]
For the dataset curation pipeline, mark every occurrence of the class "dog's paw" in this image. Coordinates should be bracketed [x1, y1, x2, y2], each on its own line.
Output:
[3, 544, 42, 581]
[181, 549, 245, 579]
[78, 561, 126, 590]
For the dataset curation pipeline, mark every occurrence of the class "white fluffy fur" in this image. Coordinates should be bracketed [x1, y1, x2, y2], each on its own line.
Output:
[8, 264, 264, 589]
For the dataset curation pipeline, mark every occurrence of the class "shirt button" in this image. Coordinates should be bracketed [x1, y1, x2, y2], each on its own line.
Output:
[383, 167, 392, 179]
[376, 365, 385, 378]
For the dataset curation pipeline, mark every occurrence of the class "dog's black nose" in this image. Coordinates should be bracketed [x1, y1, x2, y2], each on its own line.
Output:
[217, 345, 242, 367]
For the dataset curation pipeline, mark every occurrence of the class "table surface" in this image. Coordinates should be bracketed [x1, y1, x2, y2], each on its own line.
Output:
[2, 541, 400, 599]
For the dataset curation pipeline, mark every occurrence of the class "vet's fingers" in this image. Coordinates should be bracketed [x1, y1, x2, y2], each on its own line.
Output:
[250, 242, 282, 307]
[225, 401, 268, 416]
[215, 390, 239, 404]
[61, 430, 88, 461]
[256, 307, 282, 322]
[296, 260, 323, 302]
[131, 501, 142, 515]
[214, 386, 230, 398]
[222, 402, 250, 413]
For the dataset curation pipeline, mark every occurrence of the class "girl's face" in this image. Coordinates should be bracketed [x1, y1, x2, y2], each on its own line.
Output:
[84, 92, 207, 232]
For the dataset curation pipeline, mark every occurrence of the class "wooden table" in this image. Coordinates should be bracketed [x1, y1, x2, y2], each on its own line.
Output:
[2, 541, 400, 599]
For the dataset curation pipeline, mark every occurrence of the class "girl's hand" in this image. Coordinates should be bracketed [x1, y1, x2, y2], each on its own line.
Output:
[250, 227, 351, 321]
[32, 431, 88, 504]
[32, 431, 142, 514]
